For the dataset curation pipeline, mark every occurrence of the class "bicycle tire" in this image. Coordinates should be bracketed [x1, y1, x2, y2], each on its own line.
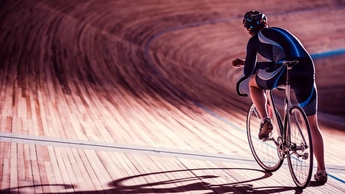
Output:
[286, 106, 313, 188]
[246, 104, 284, 172]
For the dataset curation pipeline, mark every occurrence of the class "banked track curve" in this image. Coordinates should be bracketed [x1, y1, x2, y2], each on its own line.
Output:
[1, 0, 345, 193]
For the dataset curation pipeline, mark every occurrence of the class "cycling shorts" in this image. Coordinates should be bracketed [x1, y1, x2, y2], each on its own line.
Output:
[255, 66, 317, 116]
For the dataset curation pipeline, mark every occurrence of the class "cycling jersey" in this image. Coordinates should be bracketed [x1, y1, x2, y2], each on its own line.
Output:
[243, 27, 315, 78]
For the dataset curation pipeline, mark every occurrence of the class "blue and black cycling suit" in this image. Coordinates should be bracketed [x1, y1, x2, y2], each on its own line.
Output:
[244, 27, 317, 116]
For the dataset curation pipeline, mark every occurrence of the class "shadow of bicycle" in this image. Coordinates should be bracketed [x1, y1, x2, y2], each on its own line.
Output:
[2, 167, 322, 194]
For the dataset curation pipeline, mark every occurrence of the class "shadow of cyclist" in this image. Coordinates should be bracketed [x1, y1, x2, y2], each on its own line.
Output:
[2, 167, 326, 194]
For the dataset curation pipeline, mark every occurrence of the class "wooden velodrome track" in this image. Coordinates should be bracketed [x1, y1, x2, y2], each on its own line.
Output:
[1, 0, 345, 193]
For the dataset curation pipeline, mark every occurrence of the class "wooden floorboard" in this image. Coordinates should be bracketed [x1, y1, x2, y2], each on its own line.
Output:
[2, 137, 344, 193]
[1, 0, 345, 193]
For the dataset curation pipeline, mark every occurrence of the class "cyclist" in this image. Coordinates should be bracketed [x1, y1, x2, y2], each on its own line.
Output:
[231, 10, 327, 184]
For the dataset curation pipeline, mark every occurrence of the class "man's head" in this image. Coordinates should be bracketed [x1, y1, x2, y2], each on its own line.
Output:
[243, 10, 268, 36]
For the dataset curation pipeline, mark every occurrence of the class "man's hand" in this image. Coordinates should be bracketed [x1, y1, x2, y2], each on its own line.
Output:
[232, 58, 245, 67]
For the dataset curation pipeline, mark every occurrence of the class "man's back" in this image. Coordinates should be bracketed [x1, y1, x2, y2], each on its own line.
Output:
[245, 27, 314, 78]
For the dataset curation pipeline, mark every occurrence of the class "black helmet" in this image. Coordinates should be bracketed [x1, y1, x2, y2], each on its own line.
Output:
[243, 10, 267, 32]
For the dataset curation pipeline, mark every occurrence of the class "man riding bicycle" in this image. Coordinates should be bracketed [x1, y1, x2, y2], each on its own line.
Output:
[231, 10, 327, 184]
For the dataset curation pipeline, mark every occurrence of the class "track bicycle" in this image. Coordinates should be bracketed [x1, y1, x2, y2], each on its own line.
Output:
[236, 60, 313, 188]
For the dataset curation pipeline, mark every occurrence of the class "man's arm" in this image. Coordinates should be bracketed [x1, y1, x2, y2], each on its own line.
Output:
[243, 38, 259, 76]
[231, 58, 273, 71]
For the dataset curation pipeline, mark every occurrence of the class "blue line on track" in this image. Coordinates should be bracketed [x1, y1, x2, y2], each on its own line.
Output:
[328, 174, 345, 184]
[311, 48, 345, 59]
[144, 13, 345, 185]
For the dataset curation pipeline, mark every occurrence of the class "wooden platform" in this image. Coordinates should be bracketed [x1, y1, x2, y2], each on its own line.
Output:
[1, 0, 345, 193]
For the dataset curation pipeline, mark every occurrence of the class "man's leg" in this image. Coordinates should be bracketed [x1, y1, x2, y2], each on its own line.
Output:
[249, 75, 273, 140]
[293, 76, 327, 184]
[308, 113, 327, 184]
[249, 75, 268, 120]
[307, 113, 326, 171]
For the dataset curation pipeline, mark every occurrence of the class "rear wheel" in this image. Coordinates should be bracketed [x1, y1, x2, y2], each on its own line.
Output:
[286, 106, 313, 188]
[246, 104, 284, 172]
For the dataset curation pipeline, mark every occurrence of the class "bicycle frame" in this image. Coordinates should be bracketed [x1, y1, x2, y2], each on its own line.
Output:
[266, 61, 308, 155]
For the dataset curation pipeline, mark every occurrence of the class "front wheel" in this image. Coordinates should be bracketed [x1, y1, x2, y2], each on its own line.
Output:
[286, 106, 313, 188]
[246, 104, 283, 172]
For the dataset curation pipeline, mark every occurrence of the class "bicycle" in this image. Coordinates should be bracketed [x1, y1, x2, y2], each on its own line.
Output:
[236, 60, 313, 188]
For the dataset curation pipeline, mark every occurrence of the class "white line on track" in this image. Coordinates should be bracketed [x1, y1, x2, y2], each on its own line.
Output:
[0, 132, 255, 163]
